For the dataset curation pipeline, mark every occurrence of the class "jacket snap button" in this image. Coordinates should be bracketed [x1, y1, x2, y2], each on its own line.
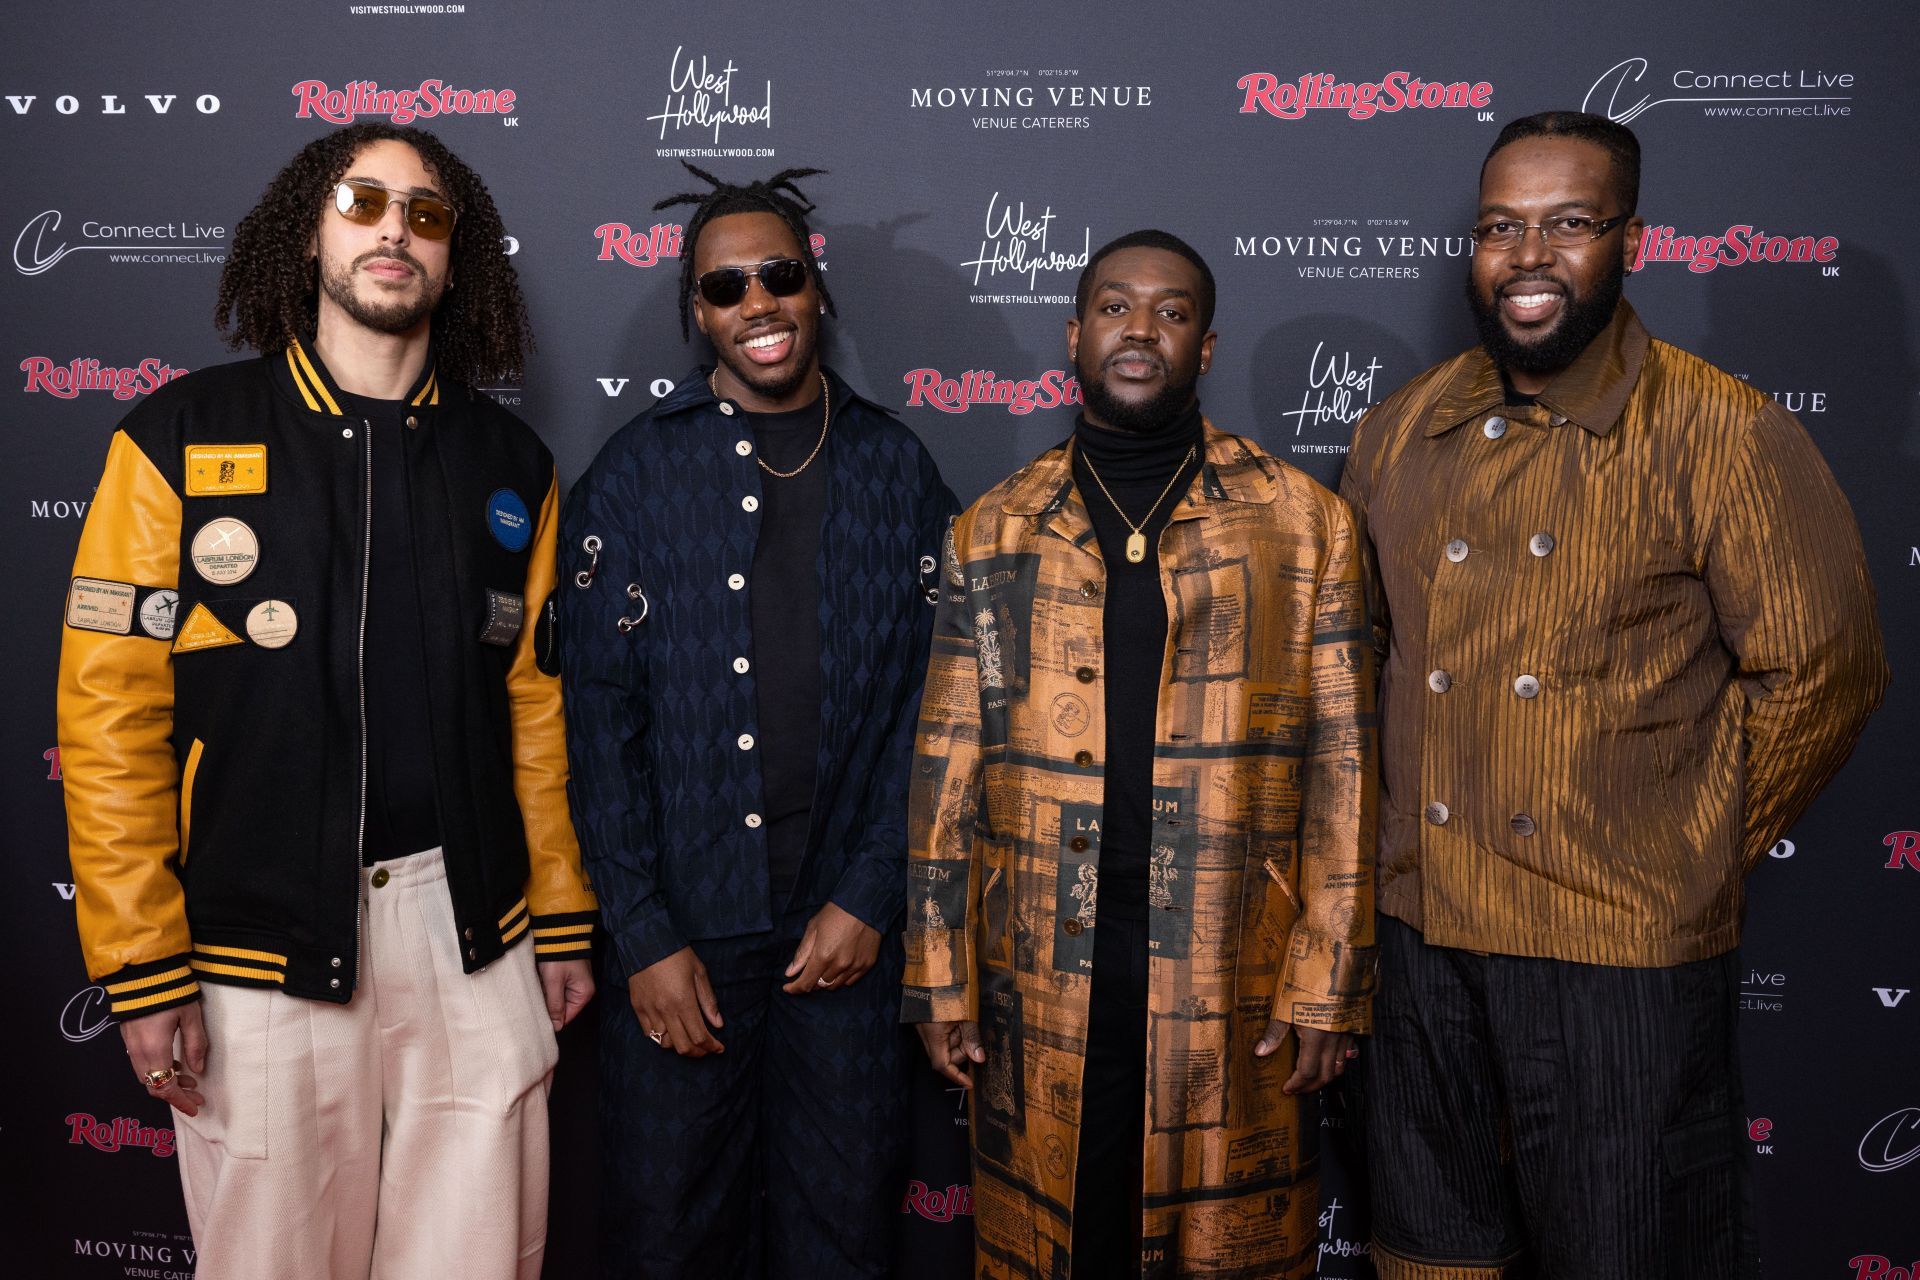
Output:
[1062, 918, 1084, 936]
[1069, 836, 1089, 852]
[370, 868, 390, 888]
[1073, 750, 1093, 767]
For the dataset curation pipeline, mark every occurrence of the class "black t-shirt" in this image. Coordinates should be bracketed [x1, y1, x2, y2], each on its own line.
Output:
[339, 391, 442, 864]
[1069, 404, 1205, 920]
[745, 395, 828, 907]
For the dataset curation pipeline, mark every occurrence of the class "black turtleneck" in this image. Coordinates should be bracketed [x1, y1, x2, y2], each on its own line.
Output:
[1069, 402, 1205, 919]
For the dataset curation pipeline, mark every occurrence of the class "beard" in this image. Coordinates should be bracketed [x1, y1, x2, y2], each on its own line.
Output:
[1467, 254, 1625, 378]
[319, 249, 445, 335]
[1076, 347, 1198, 434]
[713, 324, 820, 404]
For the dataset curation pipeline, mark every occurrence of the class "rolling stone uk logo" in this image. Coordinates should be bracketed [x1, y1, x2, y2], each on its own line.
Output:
[1236, 71, 1494, 120]
[292, 79, 518, 124]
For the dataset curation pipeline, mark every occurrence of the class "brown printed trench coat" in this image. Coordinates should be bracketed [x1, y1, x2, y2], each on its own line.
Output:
[902, 425, 1378, 1280]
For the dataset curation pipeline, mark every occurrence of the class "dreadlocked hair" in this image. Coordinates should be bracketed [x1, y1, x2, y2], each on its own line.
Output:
[653, 162, 835, 342]
[214, 122, 532, 387]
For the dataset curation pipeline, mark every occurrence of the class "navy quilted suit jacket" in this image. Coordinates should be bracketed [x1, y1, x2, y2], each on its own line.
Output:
[558, 367, 958, 980]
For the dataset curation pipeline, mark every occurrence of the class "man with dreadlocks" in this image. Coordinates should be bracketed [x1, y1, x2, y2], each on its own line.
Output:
[57, 124, 596, 1279]
[559, 163, 955, 1278]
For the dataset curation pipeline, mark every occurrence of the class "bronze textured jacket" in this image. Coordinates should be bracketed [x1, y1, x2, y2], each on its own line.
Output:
[903, 425, 1377, 1280]
[1340, 301, 1887, 967]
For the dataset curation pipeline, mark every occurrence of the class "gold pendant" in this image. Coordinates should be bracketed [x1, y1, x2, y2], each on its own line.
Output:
[1125, 532, 1147, 563]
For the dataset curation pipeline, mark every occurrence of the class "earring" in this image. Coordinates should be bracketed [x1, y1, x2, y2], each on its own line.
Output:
[818, 303, 826, 314]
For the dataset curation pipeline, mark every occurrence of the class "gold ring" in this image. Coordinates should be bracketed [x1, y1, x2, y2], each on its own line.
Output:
[142, 1067, 177, 1088]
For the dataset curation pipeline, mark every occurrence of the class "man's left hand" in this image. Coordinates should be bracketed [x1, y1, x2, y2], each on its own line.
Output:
[540, 958, 596, 1031]
[1254, 1019, 1356, 1094]
[782, 902, 881, 995]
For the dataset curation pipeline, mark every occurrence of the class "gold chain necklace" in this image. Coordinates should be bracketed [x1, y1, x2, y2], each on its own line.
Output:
[710, 371, 832, 479]
[1078, 443, 1196, 564]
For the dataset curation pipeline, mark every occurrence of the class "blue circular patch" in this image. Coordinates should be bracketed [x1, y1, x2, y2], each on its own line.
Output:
[486, 488, 532, 552]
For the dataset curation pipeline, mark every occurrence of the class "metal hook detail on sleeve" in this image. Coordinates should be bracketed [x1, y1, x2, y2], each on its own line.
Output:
[574, 534, 602, 590]
[917, 554, 939, 605]
[615, 582, 648, 633]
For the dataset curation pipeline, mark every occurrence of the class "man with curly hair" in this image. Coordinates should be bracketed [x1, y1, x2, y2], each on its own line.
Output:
[56, 124, 596, 1279]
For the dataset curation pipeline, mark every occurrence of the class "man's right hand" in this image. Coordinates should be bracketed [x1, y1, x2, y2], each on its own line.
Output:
[121, 1004, 208, 1117]
[915, 1020, 984, 1088]
[627, 946, 725, 1057]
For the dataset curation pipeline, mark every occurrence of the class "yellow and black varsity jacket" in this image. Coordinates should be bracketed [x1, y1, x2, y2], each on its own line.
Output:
[57, 341, 597, 1018]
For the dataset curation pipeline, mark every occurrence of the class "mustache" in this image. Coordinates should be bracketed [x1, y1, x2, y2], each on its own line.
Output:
[354, 248, 424, 275]
[1103, 348, 1168, 373]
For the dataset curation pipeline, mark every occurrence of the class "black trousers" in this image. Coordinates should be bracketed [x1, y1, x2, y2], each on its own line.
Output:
[1070, 909, 1150, 1278]
[1363, 914, 1759, 1280]
[598, 914, 908, 1279]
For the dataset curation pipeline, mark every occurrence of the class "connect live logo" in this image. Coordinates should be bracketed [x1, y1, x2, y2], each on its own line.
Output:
[13, 210, 227, 276]
[1583, 57, 1853, 124]
[292, 79, 517, 125]
[1859, 1108, 1920, 1173]
[1237, 71, 1493, 121]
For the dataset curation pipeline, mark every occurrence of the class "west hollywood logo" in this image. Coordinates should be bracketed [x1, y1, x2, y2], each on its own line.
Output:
[648, 45, 773, 154]
[593, 223, 824, 268]
[1237, 71, 1493, 121]
[1632, 224, 1839, 274]
[1235, 217, 1473, 280]
[902, 368, 1081, 416]
[66, 1112, 176, 1157]
[292, 79, 518, 125]
[911, 68, 1153, 131]
[23, 357, 188, 400]
[1583, 56, 1854, 124]
[963, 192, 1089, 304]
[13, 210, 227, 276]
[1282, 340, 1384, 455]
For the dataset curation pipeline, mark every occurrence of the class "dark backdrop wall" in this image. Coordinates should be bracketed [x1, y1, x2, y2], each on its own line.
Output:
[6, 3, 1917, 1276]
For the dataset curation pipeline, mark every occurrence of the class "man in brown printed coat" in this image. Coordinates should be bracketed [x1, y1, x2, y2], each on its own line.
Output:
[903, 230, 1378, 1279]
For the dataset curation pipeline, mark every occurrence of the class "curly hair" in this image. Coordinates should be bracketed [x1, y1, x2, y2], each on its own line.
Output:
[215, 122, 531, 386]
[653, 162, 835, 342]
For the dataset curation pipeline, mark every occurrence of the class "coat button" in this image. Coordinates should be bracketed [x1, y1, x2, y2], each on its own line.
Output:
[1483, 416, 1507, 439]
[464, 927, 474, 941]
[1062, 918, 1084, 936]
[1425, 801, 1450, 826]
[719, 403, 735, 417]
[728, 573, 745, 590]
[1069, 836, 1089, 852]
[1081, 581, 1100, 600]
[1445, 539, 1470, 563]
[741, 495, 759, 513]
[1529, 532, 1556, 557]
[1428, 669, 1451, 693]
[341, 427, 355, 439]
[371, 868, 390, 888]
[467, 948, 478, 962]
[1510, 813, 1537, 837]
[1513, 674, 1541, 699]
[1075, 666, 1096, 684]
[733, 657, 750, 674]
[405, 415, 419, 430]
[744, 813, 762, 828]
[735, 440, 752, 456]
[1549, 413, 1568, 427]
[330, 956, 342, 968]
[330, 978, 341, 989]
[737, 733, 755, 751]
[1073, 750, 1094, 767]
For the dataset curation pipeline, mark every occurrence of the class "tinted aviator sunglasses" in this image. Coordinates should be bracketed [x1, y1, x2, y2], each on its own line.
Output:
[331, 180, 458, 241]
[697, 257, 810, 307]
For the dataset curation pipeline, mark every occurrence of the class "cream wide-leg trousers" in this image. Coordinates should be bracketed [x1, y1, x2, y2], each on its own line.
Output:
[174, 849, 560, 1280]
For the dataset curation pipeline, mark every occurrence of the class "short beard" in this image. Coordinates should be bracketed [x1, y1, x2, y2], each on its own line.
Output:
[1467, 255, 1625, 378]
[1076, 351, 1197, 434]
[320, 249, 444, 335]
[714, 327, 820, 404]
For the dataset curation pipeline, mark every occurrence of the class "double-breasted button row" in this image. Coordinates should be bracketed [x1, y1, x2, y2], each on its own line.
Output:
[1425, 802, 1538, 836]
[1426, 670, 1543, 698]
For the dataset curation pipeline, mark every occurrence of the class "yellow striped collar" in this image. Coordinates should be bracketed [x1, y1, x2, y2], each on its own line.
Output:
[283, 337, 441, 416]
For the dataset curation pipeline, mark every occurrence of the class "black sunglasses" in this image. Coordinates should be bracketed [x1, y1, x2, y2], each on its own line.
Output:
[697, 257, 810, 307]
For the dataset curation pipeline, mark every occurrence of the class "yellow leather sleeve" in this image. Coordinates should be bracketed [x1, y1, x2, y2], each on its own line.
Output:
[510, 472, 599, 957]
[57, 430, 198, 1016]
